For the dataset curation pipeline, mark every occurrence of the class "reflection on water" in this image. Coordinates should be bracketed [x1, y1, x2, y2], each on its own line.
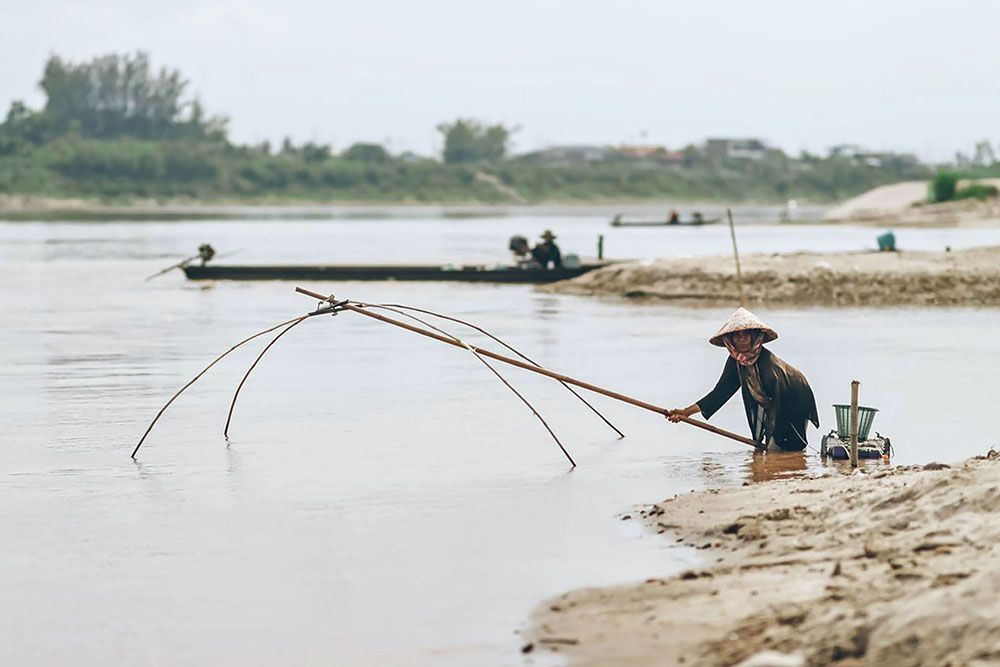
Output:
[744, 451, 810, 483]
[1, 213, 998, 666]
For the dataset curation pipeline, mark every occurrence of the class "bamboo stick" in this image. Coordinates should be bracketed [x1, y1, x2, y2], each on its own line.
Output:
[369, 301, 624, 438]
[223, 316, 310, 438]
[727, 208, 746, 307]
[295, 287, 759, 449]
[849, 380, 860, 467]
[131, 314, 312, 458]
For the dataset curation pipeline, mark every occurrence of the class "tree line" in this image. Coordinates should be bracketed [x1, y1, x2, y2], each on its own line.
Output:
[0, 52, 934, 203]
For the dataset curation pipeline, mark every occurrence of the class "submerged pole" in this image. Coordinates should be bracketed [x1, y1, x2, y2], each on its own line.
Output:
[849, 380, 860, 467]
[597, 234, 604, 260]
[295, 287, 758, 449]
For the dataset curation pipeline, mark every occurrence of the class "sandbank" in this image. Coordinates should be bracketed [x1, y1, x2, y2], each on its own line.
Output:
[525, 451, 1000, 666]
[546, 246, 1000, 307]
[822, 180, 1000, 227]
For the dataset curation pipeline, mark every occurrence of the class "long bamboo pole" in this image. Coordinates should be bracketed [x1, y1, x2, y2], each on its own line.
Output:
[296, 287, 759, 449]
[727, 208, 746, 307]
[849, 380, 860, 467]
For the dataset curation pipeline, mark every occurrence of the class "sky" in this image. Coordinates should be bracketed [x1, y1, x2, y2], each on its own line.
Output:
[2, 0, 998, 162]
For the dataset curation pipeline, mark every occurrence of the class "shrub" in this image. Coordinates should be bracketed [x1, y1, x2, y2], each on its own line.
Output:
[954, 182, 999, 201]
[930, 170, 959, 202]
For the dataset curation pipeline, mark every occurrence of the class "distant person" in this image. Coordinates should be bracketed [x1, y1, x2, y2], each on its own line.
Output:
[508, 235, 539, 267]
[668, 210, 680, 225]
[197, 243, 216, 265]
[692, 211, 704, 224]
[531, 230, 563, 269]
[667, 307, 819, 451]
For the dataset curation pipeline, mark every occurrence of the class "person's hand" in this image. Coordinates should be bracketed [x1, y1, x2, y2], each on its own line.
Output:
[666, 405, 698, 422]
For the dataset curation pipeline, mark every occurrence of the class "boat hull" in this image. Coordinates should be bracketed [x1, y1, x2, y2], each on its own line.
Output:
[610, 218, 721, 227]
[182, 263, 607, 284]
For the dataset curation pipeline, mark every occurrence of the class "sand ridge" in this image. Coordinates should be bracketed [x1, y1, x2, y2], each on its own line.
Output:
[525, 452, 1000, 666]
[546, 246, 1000, 307]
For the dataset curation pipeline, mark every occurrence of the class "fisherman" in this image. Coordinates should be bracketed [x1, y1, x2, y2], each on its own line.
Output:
[197, 243, 216, 265]
[531, 230, 563, 269]
[667, 307, 819, 451]
[508, 235, 541, 268]
[668, 210, 680, 224]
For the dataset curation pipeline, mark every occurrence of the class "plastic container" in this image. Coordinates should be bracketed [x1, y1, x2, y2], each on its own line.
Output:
[877, 231, 896, 252]
[833, 404, 878, 440]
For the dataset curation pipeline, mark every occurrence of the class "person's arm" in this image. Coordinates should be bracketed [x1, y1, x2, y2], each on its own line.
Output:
[667, 357, 740, 422]
[551, 245, 562, 268]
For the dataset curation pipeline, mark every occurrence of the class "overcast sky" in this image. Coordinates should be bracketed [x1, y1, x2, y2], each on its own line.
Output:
[2, 0, 997, 161]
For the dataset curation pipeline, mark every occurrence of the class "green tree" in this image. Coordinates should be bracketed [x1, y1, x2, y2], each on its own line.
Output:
[437, 119, 509, 164]
[0, 100, 49, 153]
[342, 142, 389, 163]
[37, 52, 227, 141]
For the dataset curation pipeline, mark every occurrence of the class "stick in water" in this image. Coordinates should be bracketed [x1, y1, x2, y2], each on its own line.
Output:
[295, 287, 758, 449]
[727, 208, 747, 307]
[132, 313, 320, 458]
[223, 316, 311, 438]
[373, 302, 624, 439]
[357, 303, 576, 467]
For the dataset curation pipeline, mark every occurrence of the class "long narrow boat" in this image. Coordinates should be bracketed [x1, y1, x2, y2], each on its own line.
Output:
[182, 262, 609, 284]
[611, 217, 722, 227]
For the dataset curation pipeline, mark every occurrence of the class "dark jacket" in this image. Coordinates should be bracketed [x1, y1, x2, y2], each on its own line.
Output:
[698, 348, 819, 450]
[531, 242, 562, 268]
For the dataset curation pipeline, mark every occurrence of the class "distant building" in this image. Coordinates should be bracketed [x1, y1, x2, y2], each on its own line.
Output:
[828, 144, 865, 159]
[617, 144, 662, 159]
[527, 145, 615, 164]
[615, 145, 685, 165]
[705, 138, 769, 160]
[828, 145, 921, 168]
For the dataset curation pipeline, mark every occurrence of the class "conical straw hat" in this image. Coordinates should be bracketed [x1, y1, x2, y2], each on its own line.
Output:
[709, 307, 778, 347]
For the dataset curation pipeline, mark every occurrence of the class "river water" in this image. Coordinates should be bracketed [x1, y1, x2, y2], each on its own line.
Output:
[3, 208, 999, 665]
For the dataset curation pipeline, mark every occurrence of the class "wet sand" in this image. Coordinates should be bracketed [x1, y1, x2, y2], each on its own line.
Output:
[547, 245, 1000, 307]
[525, 451, 1000, 666]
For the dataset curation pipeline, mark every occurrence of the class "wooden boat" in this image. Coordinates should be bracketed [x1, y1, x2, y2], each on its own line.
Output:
[182, 261, 609, 284]
[610, 217, 722, 227]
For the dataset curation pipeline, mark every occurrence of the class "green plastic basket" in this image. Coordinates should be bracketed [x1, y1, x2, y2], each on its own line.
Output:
[833, 404, 878, 440]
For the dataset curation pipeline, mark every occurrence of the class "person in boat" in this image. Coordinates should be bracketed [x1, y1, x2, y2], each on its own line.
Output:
[508, 235, 541, 268]
[667, 307, 819, 451]
[668, 210, 680, 225]
[531, 230, 563, 269]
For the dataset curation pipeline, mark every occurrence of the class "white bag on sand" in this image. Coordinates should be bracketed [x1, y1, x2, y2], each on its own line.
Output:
[734, 651, 805, 667]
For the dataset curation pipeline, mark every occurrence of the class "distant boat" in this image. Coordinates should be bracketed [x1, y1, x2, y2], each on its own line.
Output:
[610, 216, 721, 228]
[182, 262, 611, 284]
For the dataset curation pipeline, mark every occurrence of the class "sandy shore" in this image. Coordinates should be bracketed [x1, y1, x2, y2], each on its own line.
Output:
[547, 246, 1000, 307]
[525, 451, 1000, 666]
[822, 180, 1000, 227]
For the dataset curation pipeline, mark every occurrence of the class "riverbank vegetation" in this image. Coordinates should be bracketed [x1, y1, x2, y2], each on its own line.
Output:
[928, 170, 999, 203]
[1, 52, 932, 205]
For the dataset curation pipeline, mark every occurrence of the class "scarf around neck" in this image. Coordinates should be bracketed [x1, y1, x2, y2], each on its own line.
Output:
[723, 331, 765, 367]
[724, 331, 771, 411]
